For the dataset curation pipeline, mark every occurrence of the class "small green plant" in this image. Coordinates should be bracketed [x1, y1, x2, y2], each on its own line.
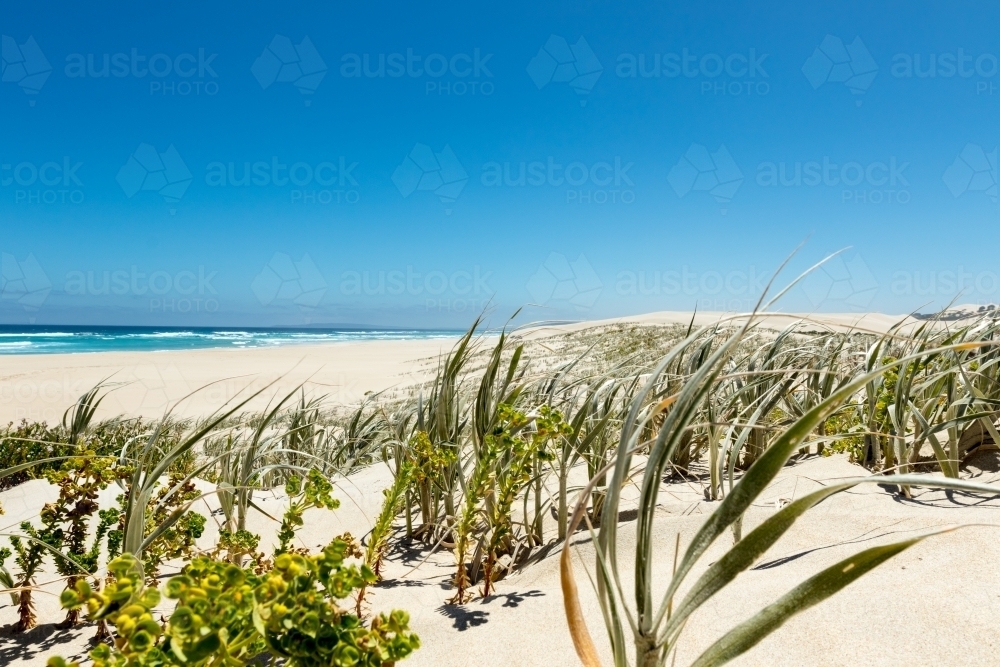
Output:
[450, 432, 497, 603]
[366, 464, 412, 580]
[215, 529, 264, 567]
[276, 468, 340, 555]
[449, 404, 557, 602]
[356, 460, 413, 615]
[0, 420, 69, 490]
[9, 487, 75, 632]
[824, 406, 867, 462]
[52, 554, 164, 667]
[255, 544, 419, 666]
[0, 524, 16, 607]
[481, 405, 557, 596]
[43, 453, 124, 626]
[6, 452, 126, 632]
[137, 470, 207, 582]
[406, 430, 456, 541]
[51, 530, 419, 667]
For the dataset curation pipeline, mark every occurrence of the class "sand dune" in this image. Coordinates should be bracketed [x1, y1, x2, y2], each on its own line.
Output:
[0, 309, 950, 425]
[4, 453, 1000, 666]
[523, 309, 933, 338]
[4, 310, 1000, 666]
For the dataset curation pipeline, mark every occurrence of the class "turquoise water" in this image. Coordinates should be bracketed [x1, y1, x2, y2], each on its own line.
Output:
[0, 326, 462, 355]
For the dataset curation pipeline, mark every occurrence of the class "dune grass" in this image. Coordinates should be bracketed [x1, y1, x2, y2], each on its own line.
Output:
[3, 306, 1000, 665]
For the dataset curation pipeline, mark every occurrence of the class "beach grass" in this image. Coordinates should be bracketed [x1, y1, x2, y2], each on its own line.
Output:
[3, 308, 1000, 665]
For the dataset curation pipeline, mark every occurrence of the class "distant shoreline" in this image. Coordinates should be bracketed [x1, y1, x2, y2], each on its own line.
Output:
[0, 325, 463, 355]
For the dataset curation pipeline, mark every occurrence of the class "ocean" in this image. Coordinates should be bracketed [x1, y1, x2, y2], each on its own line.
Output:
[0, 326, 462, 355]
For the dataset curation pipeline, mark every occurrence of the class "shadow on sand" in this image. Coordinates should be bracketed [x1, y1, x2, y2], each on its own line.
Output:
[435, 589, 546, 631]
[0, 622, 92, 665]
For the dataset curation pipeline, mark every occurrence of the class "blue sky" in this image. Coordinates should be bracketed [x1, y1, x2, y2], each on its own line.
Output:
[0, 1, 998, 328]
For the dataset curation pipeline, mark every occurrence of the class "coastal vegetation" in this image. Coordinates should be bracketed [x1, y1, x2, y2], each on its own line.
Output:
[3, 307, 1000, 665]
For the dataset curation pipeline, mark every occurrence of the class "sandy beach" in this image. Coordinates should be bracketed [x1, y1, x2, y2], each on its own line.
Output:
[4, 451, 1000, 666]
[0, 338, 457, 425]
[11, 3, 990, 665]
[3, 309, 999, 666]
[0, 309, 937, 426]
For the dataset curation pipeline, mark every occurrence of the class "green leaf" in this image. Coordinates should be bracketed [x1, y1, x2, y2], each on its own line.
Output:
[689, 533, 942, 667]
[664, 473, 1000, 642]
[657, 344, 976, 629]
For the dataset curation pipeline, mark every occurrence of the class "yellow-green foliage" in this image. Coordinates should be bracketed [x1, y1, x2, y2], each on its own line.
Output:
[408, 430, 455, 489]
[824, 407, 867, 462]
[51, 504, 419, 667]
[138, 470, 207, 582]
[276, 469, 340, 555]
[450, 404, 567, 600]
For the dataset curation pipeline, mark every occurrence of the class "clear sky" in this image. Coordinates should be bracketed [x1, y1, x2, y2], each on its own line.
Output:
[1, 1, 998, 328]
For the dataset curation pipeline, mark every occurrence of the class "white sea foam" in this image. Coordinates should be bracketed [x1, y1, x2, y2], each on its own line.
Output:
[0, 328, 459, 355]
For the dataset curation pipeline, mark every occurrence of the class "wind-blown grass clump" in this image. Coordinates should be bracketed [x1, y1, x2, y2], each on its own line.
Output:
[4, 297, 1000, 666]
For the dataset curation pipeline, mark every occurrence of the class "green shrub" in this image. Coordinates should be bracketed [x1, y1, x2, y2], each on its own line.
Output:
[0, 420, 68, 489]
[0, 418, 179, 490]
[51, 541, 419, 667]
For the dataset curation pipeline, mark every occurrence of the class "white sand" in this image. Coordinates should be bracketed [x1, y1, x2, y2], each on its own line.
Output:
[4, 454, 1000, 666]
[3, 311, 1000, 665]
[0, 309, 957, 426]
[522, 309, 924, 338]
[0, 338, 455, 425]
